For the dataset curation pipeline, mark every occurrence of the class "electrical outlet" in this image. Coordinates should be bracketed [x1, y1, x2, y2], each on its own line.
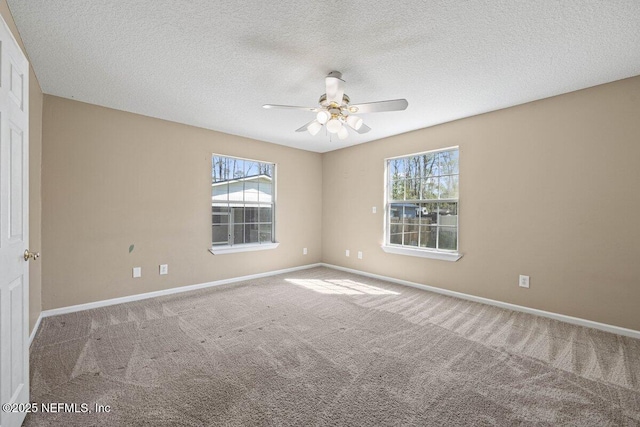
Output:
[345, 250, 350, 257]
[159, 264, 168, 275]
[357, 251, 363, 259]
[303, 248, 308, 255]
[372, 206, 377, 214]
[133, 267, 141, 278]
[519, 275, 530, 288]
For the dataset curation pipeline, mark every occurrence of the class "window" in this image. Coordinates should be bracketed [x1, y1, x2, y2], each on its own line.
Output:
[211, 155, 276, 251]
[384, 147, 460, 260]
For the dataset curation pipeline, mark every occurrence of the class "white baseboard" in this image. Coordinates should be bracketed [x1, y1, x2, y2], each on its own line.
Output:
[320, 263, 640, 340]
[29, 312, 43, 346]
[39, 263, 322, 319]
[32, 261, 640, 342]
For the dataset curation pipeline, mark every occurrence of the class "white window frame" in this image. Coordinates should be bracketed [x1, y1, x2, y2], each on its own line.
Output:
[382, 146, 462, 262]
[209, 154, 279, 255]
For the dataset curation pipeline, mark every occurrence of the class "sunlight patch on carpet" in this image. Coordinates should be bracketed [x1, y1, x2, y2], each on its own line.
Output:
[285, 278, 400, 295]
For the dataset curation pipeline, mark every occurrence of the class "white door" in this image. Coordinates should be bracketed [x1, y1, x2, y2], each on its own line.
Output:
[0, 13, 30, 427]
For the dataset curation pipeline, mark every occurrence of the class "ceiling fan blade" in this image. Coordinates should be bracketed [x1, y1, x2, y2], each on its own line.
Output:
[325, 71, 345, 104]
[263, 104, 318, 112]
[355, 123, 371, 134]
[349, 99, 408, 114]
[295, 120, 318, 132]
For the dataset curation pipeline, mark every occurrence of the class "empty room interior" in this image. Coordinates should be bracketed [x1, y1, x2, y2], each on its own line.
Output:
[1, 1, 639, 426]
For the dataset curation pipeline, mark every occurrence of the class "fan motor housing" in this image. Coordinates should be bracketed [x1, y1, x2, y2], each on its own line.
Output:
[319, 93, 350, 108]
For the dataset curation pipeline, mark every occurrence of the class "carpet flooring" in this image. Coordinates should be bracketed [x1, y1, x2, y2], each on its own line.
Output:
[25, 267, 640, 426]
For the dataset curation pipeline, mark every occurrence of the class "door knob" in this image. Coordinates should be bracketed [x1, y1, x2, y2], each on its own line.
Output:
[24, 250, 40, 261]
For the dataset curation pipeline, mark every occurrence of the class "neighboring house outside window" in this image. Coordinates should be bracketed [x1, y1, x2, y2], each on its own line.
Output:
[211, 155, 275, 249]
[384, 147, 460, 260]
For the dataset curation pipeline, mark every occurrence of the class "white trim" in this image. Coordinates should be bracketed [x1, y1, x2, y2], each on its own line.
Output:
[385, 145, 460, 160]
[209, 242, 279, 255]
[34, 262, 640, 341]
[381, 245, 462, 261]
[320, 263, 640, 340]
[29, 312, 43, 346]
[40, 263, 320, 318]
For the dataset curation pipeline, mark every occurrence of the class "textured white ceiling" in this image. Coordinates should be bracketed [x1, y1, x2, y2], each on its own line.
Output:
[8, 0, 640, 153]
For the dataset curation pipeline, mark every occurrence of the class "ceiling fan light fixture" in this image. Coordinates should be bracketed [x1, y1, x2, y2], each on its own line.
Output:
[337, 126, 349, 140]
[316, 110, 330, 124]
[346, 115, 363, 130]
[326, 118, 342, 134]
[307, 120, 323, 136]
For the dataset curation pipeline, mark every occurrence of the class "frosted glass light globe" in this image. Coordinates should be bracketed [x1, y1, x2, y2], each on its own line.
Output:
[307, 120, 323, 136]
[346, 115, 363, 130]
[326, 118, 342, 134]
[316, 110, 330, 124]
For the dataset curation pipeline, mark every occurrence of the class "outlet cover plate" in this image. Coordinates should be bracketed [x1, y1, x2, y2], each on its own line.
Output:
[519, 275, 530, 288]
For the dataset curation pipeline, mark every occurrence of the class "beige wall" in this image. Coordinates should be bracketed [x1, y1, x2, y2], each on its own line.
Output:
[41, 96, 322, 309]
[322, 76, 640, 331]
[1, 1, 43, 334]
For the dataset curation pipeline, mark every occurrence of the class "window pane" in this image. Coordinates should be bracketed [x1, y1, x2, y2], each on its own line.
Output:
[390, 203, 403, 223]
[419, 203, 438, 225]
[438, 227, 457, 250]
[439, 175, 459, 199]
[228, 181, 243, 202]
[212, 224, 228, 245]
[231, 159, 245, 179]
[244, 161, 259, 177]
[259, 225, 272, 243]
[403, 158, 414, 180]
[405, 179, 419, 200]
[233, 224, 244, 244]
[402, 204, 419, 223]
[403, 224, 419, 247]
[421, 178, 438, 200]
[233, 207, 244, 224]
[388, 159, 405, 179]
[212, 182, 229, 201]
[438, 150, 459, 175]
[245, 223, 259, 243]
[212, 156, 230, 182]
[391, 180, 405, 200]
[244, 180, 259, 202]
[245, 206, 259, 223]
[259, 206, 272, 222]
[390, 224, 403, 245]
[419, 226, 437, 248]
[212, 204, 229, 214]
[438, 203, 458, 226]
[422, 153, 437, 177]
[259, 181, 272, 203]
[212, 213, 228, 224]
[261, 163, 273, 178]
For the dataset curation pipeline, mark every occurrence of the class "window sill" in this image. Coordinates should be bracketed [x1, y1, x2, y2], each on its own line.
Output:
[209, 242, 280, 255]
[381, 245, 463, 262]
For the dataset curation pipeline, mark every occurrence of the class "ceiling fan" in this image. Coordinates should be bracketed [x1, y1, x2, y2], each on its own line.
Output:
[263, 71, 408, 140]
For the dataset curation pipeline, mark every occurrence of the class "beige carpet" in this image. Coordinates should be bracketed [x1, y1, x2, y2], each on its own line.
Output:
[26, 267, 640, 426]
